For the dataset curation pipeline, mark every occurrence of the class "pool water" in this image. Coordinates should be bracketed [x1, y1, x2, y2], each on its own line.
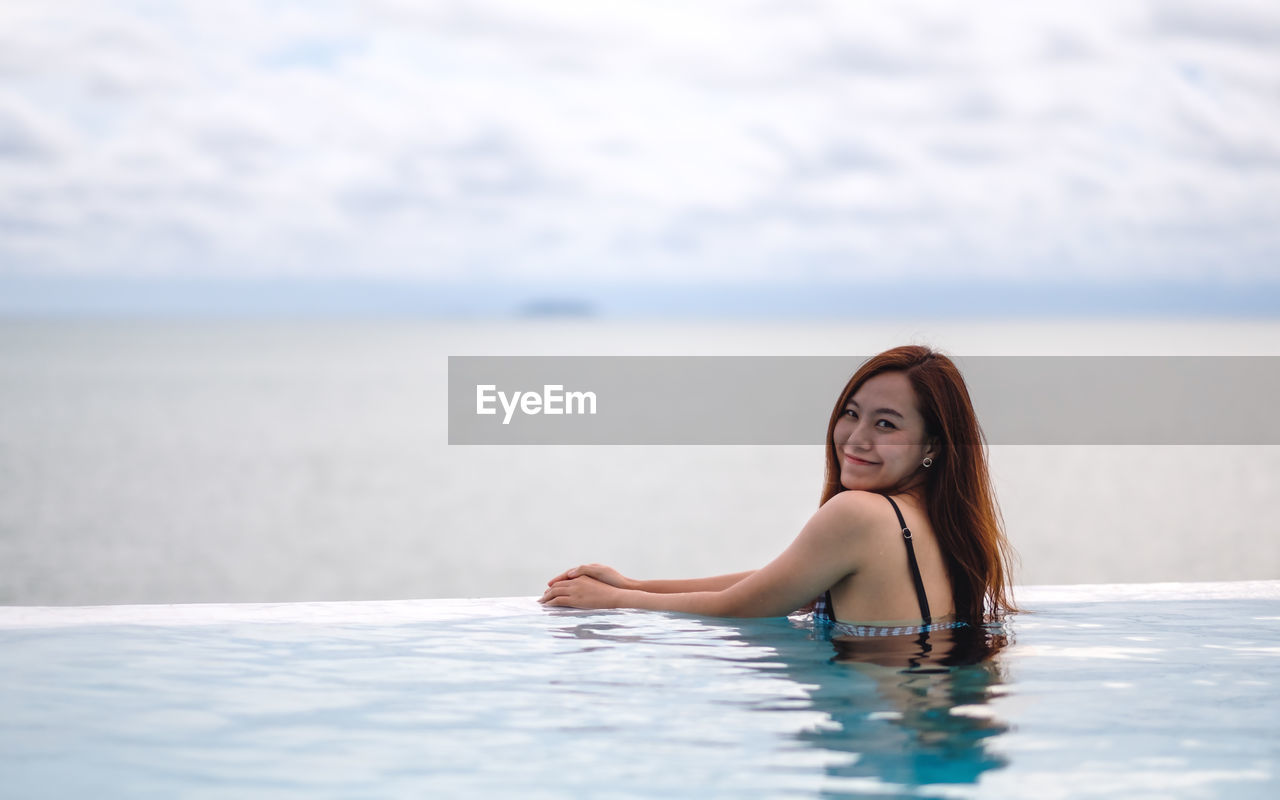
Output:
[1, 582, 1277, 798]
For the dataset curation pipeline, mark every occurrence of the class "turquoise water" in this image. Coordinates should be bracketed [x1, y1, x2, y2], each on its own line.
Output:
[1, 583, 1277, 798]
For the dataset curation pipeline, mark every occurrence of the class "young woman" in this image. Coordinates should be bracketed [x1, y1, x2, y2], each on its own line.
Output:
[539, 345, 1018, 631]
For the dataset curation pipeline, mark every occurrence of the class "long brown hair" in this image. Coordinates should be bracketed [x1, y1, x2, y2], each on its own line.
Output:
[821, 345, 1018, 622]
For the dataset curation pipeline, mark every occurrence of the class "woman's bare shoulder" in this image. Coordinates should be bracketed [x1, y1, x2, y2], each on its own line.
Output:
[814, 491, 896, 535]
[820, 490, 889, 517]
[800, 492, 897, 573]
[820, 491, 904, 538]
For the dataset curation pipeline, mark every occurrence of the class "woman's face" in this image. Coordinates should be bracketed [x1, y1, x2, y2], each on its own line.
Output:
[833, 371, 937, 493]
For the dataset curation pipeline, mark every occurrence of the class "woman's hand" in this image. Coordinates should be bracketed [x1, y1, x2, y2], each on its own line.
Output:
[545, 563, 638, 591]
[539, 575, 625, 609]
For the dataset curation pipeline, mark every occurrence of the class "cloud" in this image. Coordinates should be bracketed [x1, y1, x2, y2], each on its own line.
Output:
[0, 0, 1277, 283]
[1150, 0, 1280, 47]
[0, 96, 64, 160]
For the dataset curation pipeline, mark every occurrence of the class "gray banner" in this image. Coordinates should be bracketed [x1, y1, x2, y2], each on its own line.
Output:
[447, 356, 1280, 445]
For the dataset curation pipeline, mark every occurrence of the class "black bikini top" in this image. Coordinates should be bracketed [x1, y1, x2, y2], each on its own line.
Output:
[817, 493, 932, 624]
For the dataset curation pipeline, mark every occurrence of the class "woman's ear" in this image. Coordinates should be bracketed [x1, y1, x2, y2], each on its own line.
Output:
[924, 436, 940, 462]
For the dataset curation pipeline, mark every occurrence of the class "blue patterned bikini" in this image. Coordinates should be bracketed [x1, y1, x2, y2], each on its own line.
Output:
[811, 493, 969, 637]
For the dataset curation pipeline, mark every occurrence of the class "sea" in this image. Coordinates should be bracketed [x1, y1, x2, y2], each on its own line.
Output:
[1, 316, 1278, 606]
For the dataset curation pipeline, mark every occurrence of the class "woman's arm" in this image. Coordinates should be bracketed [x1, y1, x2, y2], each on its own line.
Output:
[545, 565, 755, 593]
[540, 491, 874, 618]
[638, 571, 755, 593]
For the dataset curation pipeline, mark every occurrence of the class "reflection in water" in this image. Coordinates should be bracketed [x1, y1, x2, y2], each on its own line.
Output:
[801, 621, 1013, 797]
[544, 611, 1013, 798]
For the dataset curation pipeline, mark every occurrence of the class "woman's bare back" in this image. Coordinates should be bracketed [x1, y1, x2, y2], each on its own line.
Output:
[826, 494, 956, 625]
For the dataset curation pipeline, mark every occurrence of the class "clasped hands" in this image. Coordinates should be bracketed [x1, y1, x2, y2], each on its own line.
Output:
[539, 563, 636, 609]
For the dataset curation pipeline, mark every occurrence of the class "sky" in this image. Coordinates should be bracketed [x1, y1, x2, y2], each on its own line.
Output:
[1, 0, 1279, 311]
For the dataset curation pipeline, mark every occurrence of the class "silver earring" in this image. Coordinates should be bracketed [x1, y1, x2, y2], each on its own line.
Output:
[922, 457, 933, 468]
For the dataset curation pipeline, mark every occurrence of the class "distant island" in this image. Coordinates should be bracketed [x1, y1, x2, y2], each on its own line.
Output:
[516, 298, 596, 318]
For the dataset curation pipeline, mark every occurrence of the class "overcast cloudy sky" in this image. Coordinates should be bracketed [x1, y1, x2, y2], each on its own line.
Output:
[1, 0, 1278, 292]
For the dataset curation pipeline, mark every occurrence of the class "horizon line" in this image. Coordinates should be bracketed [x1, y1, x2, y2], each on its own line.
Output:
[1, 275, 1277, 319]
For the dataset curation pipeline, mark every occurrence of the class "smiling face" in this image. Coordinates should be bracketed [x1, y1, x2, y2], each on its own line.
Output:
[832, 370, 938, 494]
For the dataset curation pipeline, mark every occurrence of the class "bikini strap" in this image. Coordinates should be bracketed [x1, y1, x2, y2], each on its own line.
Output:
[885, 495, 932, 624]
